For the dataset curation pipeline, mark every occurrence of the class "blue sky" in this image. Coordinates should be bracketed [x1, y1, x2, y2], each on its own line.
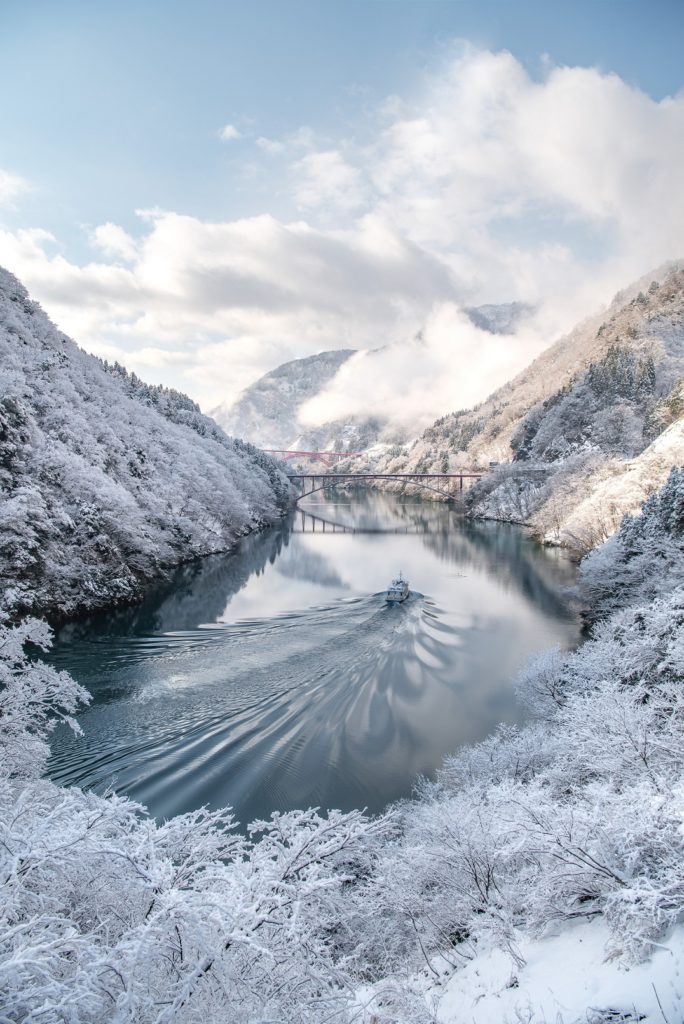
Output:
[1, 1, 683, 421]
[2, 0, 682, 246]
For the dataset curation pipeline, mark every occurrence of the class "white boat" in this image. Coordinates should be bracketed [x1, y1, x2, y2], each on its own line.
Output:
[385, 573, 410, 603]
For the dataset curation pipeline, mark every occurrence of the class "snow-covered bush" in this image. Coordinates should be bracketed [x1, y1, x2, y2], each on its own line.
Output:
[0, 615, 89, 779]
[351, 592, 684, 991]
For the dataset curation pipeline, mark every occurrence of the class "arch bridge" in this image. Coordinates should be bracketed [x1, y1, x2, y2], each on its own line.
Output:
[288, 471, 482, 504]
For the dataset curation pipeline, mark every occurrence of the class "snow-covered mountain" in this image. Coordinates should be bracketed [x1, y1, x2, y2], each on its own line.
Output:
[212, 302, 535, 459]
[464, 300, 534, 335]
[352, 261, 684, 551]
[0, 268, 291, 620]
[211, 349, 357, 449]
[211, 347, 410, 464]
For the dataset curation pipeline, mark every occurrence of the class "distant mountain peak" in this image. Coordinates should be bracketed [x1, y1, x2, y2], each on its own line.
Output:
[211, 348, 357, 449]
[464, 301, 535, 335]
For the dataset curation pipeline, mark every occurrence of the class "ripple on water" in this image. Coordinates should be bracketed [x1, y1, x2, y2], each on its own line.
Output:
[48, 595, 462, 819]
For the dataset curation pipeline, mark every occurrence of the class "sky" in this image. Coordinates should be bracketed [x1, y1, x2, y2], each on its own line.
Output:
[1, 0, 683, 427]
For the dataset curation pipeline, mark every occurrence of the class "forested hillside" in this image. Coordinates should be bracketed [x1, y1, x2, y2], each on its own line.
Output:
[0, 268, 291, 620]
[356, 261, 684, 551]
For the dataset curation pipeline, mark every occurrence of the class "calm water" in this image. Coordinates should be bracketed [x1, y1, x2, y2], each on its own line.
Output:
[46, 493, 580, 825]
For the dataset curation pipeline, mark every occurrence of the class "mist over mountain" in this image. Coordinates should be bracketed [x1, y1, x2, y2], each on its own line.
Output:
[344, 260, 684, 550]
[210, 303, 536, 458]
[211, 348, 357, 449]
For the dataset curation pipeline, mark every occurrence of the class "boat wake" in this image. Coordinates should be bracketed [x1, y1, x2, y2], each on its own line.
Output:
[48, 592, 465, 824]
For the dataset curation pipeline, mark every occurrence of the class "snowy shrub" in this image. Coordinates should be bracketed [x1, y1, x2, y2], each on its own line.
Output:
[0, 615, 89, 779]
[432, 723, 559, 789]
[353, 516, 684, 989]
[515, 646, 573, 714]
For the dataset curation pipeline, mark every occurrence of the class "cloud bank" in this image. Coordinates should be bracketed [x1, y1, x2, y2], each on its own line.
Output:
[0, 48, 682, 425]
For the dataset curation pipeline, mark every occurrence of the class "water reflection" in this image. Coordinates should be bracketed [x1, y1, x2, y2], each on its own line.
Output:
[46, 493, 579, 825]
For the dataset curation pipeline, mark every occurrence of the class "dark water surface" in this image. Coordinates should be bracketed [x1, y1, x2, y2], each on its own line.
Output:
[47, 494, 580, 825]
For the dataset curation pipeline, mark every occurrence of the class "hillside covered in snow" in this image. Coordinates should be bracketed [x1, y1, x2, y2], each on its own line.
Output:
[1, 262, 683, 1022]
[355, 261, 684, 551]
[0, 268, 291, 620]
[211, 348, 357, 449]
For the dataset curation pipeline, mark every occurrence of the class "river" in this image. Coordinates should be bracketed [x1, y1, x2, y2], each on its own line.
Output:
[46, 493, 580, 826]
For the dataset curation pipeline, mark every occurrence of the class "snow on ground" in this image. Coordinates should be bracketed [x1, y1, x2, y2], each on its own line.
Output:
[432, 920, 683, 1023]
[360, 920, 684, 1022]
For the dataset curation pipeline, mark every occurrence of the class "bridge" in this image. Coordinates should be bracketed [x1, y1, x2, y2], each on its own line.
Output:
[264, 449, 365, 468]
[288, 472, 482, 503]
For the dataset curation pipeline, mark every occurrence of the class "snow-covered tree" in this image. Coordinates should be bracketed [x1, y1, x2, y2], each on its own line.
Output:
[580, 465, 684, 619]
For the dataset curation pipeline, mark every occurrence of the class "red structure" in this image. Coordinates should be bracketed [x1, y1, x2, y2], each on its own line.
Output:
[263, 449, 365, 468]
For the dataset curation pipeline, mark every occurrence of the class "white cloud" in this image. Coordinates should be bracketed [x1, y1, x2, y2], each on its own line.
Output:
[0, 169, 29, 205]
[355, 49, 684, 281]
[298, 303, 551, 433]
[90, 222, 138, 262]
[0, 49, 683, 427]
[256, 136, 286, 155]
[218, 123, 241, 141]
[256, 126, 317, 157]
[293, 150, 366, 211]
[0, 209, 460, 408]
